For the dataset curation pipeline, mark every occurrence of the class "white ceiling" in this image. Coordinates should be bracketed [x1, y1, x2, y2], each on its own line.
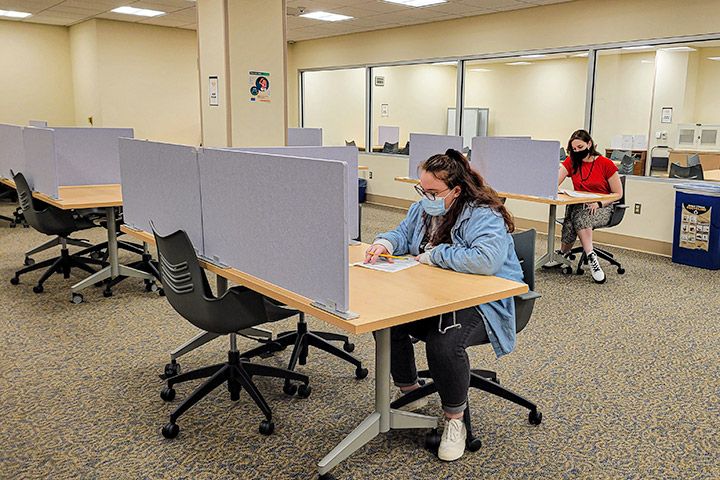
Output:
[0, 0, 575, 41]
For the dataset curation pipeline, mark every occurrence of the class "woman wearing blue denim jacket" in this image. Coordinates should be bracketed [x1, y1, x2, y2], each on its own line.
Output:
[365, 149, 523, 462]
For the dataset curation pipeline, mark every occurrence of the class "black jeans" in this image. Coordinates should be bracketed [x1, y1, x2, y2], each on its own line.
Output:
[391, 307, 489, 414]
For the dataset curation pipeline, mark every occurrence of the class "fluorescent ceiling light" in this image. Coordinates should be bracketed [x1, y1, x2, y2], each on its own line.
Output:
[0, 9, 32, 18]
[571, 52, 589, 57]
[433, 61, 456, 65]
[506, 62, 532, 66]
[383, 0, 447, 7]
[111, 6, 165, 17]
[622, 45, 654, 50]
[469, 68, 492, 72]
[519, 54, 547, 59]
[707, 57, 720, 61]
[662, 46, 696, 52]
[299, 11, 353, 21]
[641, 60, 654, 64]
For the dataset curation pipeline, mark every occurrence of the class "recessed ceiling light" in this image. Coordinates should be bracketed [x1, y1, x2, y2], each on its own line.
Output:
[469, 68, 492, 72]
[0, 9, 32, 18]
[519, 54, 547, 59]
[299, 11, 353, 21]
[708, 57, 720, 61]
[641, 60, 654, 64]
[111, 6, 165, 17]
[622, 45, 654, 51]
[662, 46, 697, 52]
[571, 52, 589, 57]
[383, 0, 447, 7]
[432, 61, 456, 65]
[506, 62, 532, 66]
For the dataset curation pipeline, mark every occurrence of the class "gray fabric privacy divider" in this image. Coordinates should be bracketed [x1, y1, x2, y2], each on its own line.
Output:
[22, 127, 59, 197]
[119, 138, 204, 252]
[200, 148, 350, 313]
[408, 133, 463, 179]
[0, 124, 25, 180]
[472, 136, 560, 199]
[53, 127, 134, 186]
[378, 126, 399, 146]
[28, 120, 47, 127]
[288, 128, 322, 146]
[228, 146, 359, 241]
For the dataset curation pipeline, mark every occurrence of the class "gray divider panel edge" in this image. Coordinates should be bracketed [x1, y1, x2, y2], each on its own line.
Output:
[288, 128, 322, 146]
[0, 124, 25, 180]
[22, 127, 58, 196]
[200, 148, 350, 314]
[228, 146, 359, 241]
[53, 128, 134, 186]
[28, 120, 48, 127]
[472, 136, 560, 199]
[408, 133, 464, 179]
[119, 138, 204, 253]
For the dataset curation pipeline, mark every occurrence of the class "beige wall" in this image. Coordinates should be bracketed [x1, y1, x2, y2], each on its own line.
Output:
[694, 47, 720, 124]
[70, 21, 101, 127]
[0, 20, 75, 126]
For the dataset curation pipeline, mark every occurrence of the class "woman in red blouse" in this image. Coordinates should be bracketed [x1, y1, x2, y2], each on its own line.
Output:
[557, 129, 623, 283]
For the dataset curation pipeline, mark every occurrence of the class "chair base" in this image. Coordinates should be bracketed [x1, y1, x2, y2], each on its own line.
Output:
[160, 348, 310, 438]
[568, 246, 625, 276]
[11, 245, 106, 293]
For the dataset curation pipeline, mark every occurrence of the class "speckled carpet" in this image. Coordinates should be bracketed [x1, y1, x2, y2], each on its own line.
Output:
[0, 201, 718, 479]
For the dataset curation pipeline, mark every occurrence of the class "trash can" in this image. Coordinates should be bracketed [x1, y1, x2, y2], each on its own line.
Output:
[672, 182, 720, 269]
[358, 178, 367, 204]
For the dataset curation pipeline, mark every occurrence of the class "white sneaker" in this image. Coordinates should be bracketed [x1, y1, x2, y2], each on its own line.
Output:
[587, 251, 606, 283]
[438, 418, 467, 461]
[393, 388, 429, 412]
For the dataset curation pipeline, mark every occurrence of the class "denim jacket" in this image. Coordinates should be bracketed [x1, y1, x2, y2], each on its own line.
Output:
[375, 201, 524, 357]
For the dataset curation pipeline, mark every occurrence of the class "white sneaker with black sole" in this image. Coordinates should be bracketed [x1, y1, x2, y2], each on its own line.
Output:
[438, 418, 467, 461]
[393, 388, 429, 412]
[587, 251, 606, 283]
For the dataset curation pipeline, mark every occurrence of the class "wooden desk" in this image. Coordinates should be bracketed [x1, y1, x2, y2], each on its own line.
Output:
[0, 177, 15, 189]
[605, 149, 647, 176]
[358, 165, 368, 171]
[704, 169, 720, 182]
[394, 176, 620, 268]
[121, 226, 526, 476]
[669, 149, 720, 172]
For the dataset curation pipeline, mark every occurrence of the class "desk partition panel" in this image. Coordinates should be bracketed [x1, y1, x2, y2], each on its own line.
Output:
[378, 126, 399, 146]
[119, 139, 204, 252]
[288, 128, 323, 146]
[200, 148, 351, 316]
[230, 146, 359, 241]
[0, 124, 25, 180]
[408, 133, 464, 179]
[53, 128, 134, 186]
[22, 127, 58, 196]
[472, 136, 560, 199]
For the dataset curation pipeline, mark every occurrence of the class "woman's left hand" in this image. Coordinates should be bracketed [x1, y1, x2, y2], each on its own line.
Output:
[585, 202, 599, 215]
[415, 251, 433, 265]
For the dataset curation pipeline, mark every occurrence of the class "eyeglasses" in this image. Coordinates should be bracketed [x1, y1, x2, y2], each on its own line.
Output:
[414, 184, 450, 201]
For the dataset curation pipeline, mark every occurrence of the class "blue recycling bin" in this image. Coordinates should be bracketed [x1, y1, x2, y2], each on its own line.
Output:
[672, 183, 720, 270]
[358, 178, 367, 204]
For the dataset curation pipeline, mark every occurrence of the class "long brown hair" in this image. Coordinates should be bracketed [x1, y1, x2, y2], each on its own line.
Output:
[566, 129, 600, 175]
[419, 149, 514, 246]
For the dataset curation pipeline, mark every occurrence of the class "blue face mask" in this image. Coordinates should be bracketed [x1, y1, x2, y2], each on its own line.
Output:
[421, 192, 453, 216]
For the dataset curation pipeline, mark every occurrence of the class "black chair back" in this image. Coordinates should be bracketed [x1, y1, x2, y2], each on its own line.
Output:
[559, 147, 566, 161]
[382, 142, 399, 154]
[670, 162, 704, 180]
[345, 140, 356, 147]
[606, 175, 628, 228]
[511, 229, 540, 334]
[687, 154, 701, 167]
[618, 155, 635, 175]
[13, 172, 77, 236]
[152, 227, 269, 335]
[398, 141, 410, 155]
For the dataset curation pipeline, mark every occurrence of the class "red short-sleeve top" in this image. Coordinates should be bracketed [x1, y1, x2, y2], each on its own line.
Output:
[561, 155, 618, 194]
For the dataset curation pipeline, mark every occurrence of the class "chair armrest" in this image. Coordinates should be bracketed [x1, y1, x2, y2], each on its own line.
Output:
[517, 291, 541, 302]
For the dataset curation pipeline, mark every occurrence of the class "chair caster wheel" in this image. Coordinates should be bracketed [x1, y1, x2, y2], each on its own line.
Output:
[355, 367, 369, 380]
[617, 267, 625, 274]
[158, 288, 165, 297]
[529, 410, 543, 425]
[164, 362, 181, 378]
[319, 473, 337, 480]
[343, 342, 355, 353]
[424, 429, 441, 451]
[71, 293, 84, 304]
[24, 257, 35, 266]
[32, 285, 44, 294]
[9, 223, 16, 228]
[259, 420, 274, 435]
[568, 254, 576, 260]
[561, 266, 573, 275]
[160, 387, 176, 402]
[297, 384, 312, 398]
[491, 377, 500, 385]
[103, 289, 113, 298]
[283, 383, 297, 396]
[576, 268, 584, 275]
[161, 422, 179, 439]
[466, 436, 482, 452]
[90, 251, 104, 261]
[10, 276, 19, 285]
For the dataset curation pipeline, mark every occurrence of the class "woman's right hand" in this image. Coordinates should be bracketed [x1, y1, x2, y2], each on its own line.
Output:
[365, 244, 390, 264]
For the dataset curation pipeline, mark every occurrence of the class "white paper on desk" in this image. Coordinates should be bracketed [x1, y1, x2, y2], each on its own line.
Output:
[560, 189, 602, 199]
[352, 257, 420, 273]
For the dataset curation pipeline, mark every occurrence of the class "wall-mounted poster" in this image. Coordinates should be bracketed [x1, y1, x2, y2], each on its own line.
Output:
[209, 76, 219, 106]
[249, 71, 271, 103]
[680, 203, 711, 251]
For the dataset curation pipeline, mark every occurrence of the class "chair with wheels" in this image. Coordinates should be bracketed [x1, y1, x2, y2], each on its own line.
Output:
[391, 228, 543, 454]
[9, 172, 106, 293]
[618, 154, 635, 175]
[670, 162, 704, 180]
[153, 226, 311, 439]
[382, 142, 399, 154]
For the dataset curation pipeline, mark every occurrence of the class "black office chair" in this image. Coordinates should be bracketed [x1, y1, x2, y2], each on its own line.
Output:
[398, 141, 410, 155]
[687, 153, 701, 168]
[391, 229, 543, 453]
[154, 227, 310, 439]
[0, 184, 17, 226]
[562, 176, 629, 278]
[559, 146, 567, 161]
[345, 140, 356, 147]
[9, 172, 106, 293]
[609, 149, 630, 163]
[618, 154, 635, 175]
[670, 162, 704, 180]
[382, 142, 399, 154]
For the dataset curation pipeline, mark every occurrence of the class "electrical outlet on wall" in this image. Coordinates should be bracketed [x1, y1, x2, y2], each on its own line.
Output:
[634, 203, 642, 214]
[369, 171, 373, 179]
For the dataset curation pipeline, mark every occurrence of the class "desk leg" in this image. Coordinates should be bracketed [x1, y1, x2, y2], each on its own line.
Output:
[535, 204, 570, 269]
[317, 328, 437, 476]
[70, 207, 152, 298]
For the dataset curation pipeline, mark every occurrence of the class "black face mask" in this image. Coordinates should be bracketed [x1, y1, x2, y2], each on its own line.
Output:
[570, 148, 590, 162]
